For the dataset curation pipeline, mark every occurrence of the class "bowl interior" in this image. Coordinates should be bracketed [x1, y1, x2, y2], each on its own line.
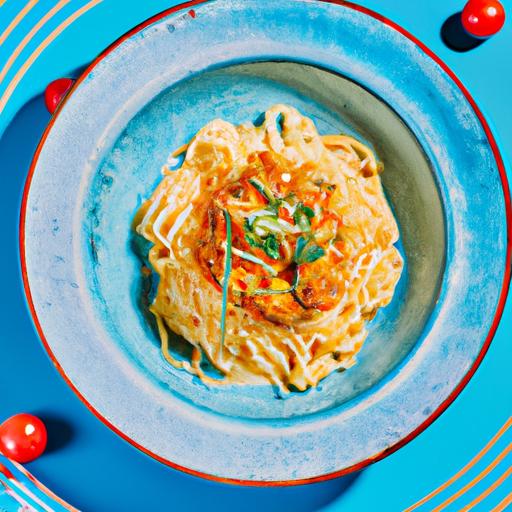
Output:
[83, 61, 445, 419]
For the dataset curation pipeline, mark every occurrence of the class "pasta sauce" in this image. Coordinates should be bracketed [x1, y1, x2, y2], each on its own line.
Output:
[134, 105, 403, 393]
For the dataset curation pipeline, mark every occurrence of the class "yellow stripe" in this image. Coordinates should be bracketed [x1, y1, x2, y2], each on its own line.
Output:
[491, 491, 512, 512]
[0, 0, 39, 46]
[432, 443, 512, 512]
[0, 0, 70, 85]
[0, 0, 8, 7]
[405, 417, 512, 511]
[0, 0, 102, 113]
[460, 468, 512, 512]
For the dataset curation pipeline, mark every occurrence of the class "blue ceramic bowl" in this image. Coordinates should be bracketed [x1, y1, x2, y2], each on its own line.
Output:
[21, 0, 510, 483]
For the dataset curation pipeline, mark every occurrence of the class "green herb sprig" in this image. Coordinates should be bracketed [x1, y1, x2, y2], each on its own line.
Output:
[294, 236, 325, 265]
[220, 210, 233, 357]
[293, 203, 315, 232]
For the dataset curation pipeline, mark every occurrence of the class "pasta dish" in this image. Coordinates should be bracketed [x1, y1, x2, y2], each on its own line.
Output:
[134, 105, 403, 393]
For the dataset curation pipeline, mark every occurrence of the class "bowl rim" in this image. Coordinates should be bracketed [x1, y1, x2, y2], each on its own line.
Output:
[19, 0, 511, 486]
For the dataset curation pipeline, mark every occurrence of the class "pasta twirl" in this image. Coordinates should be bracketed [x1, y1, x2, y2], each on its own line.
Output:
[134, 105, 403, 393]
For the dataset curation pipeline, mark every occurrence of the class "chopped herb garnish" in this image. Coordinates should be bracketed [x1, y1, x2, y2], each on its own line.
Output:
[244, 230, 261, 248]
[302, 205, 315, 218]
[293, 203, 315, 232]
[243, 218, 263, 248]
[244, 217, 253, 232]
[263, 234, 280, 260]
[294, 236, 307, 259]
[231, 247, 277, 276]
[252, 216, 298, 235]
[294, 236, 325, 265]
[294, 208, 311, 232]
[248, 178, 278, 207]
[220, 210, 233, 357]
[300, 244, 325, 264]
[253, 216, 283, 234]
[246, 209, 276, 226]
[244, 215, 282, 260]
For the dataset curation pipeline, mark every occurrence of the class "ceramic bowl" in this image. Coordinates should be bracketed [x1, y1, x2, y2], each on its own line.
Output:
[21, 0, 510, 483]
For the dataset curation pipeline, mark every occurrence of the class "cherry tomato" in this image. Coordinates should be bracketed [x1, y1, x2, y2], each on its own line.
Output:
[0, 414, 47, 463]
[44, 78, 74, 114]
[462, 0, 506, 38]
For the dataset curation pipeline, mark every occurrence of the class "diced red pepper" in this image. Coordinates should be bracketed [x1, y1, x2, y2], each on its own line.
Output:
[278, 206, 294, 224]
[260, 278, 271, 288]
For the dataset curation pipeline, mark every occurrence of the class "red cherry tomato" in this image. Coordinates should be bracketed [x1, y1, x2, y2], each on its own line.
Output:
[0, 414, 47, 463]
[462, 0, 506, 38]
[44, 78, 74, 114]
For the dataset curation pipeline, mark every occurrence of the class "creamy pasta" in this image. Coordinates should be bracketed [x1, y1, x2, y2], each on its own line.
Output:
[134, 105, 403, 393]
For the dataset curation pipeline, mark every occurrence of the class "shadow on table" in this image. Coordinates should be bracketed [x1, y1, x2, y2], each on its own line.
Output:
[37, 413, 76, 454]
[441, 12, 485, 52]
[0, 94, 362, 512]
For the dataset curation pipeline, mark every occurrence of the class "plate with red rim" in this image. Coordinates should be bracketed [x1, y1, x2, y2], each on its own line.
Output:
[21, 0, 510, 483]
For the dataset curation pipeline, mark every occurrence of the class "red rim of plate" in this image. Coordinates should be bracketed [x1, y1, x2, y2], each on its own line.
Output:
[19, 0, 512, 486]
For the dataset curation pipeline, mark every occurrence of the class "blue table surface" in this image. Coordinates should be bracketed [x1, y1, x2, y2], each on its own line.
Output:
[0, 1, 511, 511]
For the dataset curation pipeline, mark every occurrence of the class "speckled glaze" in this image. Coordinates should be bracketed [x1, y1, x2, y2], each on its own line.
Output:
[87, 62, 444, 420]
[22, 0, 509, 482]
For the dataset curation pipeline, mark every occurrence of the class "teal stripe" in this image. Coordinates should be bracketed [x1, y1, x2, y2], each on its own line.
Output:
[220, 210, 232, 357]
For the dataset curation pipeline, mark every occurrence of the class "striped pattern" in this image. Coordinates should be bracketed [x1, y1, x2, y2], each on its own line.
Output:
[0, 0, 39, 46]
[0, 1, 509, 510]
[493, 492, 512, 512]
[1, 455, 77, 511]
[0, 0, 102, 112]
[0, 0, 102, 116]
[406, 417, 512, 511]
[0, 0, 72, 85]
[0, 0, 104, 507]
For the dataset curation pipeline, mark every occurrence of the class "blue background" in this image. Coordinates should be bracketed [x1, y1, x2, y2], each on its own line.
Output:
[0, 1, 510, 510]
